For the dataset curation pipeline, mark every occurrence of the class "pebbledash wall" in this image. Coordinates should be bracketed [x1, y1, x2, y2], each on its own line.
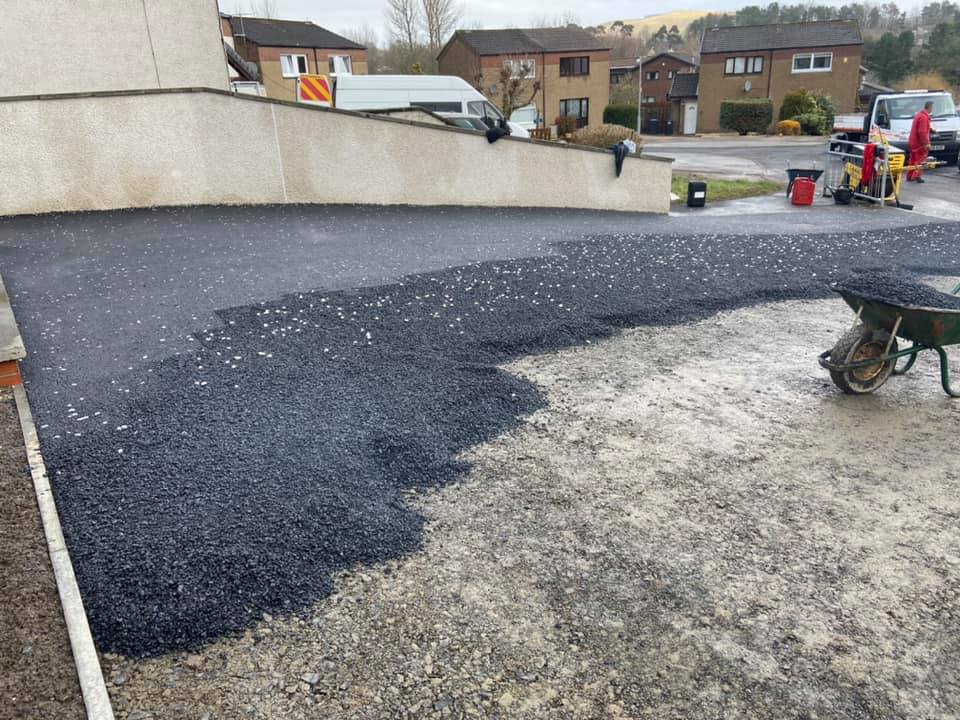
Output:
[0, 0, 229, 96]
[0, 88, 672, 216]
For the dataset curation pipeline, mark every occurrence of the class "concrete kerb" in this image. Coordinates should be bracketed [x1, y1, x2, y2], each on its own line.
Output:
[0, 274, 115, 720]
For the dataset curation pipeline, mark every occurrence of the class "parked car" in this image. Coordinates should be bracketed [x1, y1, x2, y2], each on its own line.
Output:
[509, 104, 541, 132]
[333, 74, 528, 137]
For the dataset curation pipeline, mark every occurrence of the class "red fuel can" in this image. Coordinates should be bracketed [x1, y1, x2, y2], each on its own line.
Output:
[791, 177, 816, 206]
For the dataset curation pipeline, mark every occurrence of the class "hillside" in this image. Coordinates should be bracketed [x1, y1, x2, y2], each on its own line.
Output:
[598, 10, 720, 34]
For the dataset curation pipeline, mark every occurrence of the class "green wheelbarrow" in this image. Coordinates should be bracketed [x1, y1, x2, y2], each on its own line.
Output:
[819, 278, 960, 397]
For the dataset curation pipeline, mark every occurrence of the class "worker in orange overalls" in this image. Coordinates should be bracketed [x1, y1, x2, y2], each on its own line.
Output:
[906, 100, 934, 183]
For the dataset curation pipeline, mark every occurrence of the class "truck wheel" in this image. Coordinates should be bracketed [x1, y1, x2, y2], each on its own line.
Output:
[829, 324, 897, 394]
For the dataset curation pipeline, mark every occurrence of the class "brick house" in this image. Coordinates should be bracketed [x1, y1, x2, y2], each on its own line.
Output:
[221, 14, 367, 102]
[639, 52, 697, 105]
[698, 20, 863, 132]
[438, 28, 611, 129]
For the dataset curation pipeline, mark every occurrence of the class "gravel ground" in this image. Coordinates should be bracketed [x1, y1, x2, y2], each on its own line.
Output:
[102, 295, 960, 719]
[25, 222, 960, 658]
[0, 388, 84, 720]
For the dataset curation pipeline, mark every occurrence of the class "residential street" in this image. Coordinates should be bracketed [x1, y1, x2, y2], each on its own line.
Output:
[646, 135, 960, 221]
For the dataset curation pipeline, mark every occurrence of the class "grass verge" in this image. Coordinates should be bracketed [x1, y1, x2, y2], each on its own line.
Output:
[672, 174, 783, 203]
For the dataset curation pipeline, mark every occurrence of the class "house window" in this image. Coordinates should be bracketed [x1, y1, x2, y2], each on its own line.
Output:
[645, 70, 660, 80]
[668, 70, 675, 79]
[793, 52, 832, 73]
[280, 54, 308, 77]
[328, 55, 353, 74]
[504, 59, 535, 79]
[724, 56, 764, 75]
[559, 57, 590, 77]
[643, 96, 657, 104]
[559, 97, 589, 127]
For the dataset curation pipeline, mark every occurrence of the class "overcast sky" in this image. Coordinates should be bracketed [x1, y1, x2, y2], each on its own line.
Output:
[220, 1, 744, 42]
[220, 0, 927, 44]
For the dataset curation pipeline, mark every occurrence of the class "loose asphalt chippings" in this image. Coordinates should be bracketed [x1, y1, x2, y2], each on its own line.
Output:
[3, 207, 960, 658]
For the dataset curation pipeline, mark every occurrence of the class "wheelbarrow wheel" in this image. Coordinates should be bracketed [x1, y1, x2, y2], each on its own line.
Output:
[829, 324, 898, 394]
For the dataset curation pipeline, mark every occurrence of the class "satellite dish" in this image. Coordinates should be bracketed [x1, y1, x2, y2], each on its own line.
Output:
[744, 80, 753, 92]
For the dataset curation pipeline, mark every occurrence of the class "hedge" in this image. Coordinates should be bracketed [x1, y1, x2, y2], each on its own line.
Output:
[779, 89, 818, 121]
[719, 98, 773, 135]
[603, 104, 639, 131]
[793, 112, 828, 136]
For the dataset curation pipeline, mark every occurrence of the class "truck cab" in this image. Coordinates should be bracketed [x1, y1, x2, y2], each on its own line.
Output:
[835, 90, 960, 164]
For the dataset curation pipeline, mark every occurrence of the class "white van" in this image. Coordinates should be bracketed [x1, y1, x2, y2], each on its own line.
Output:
[833, 90, 960, 164]
[334, 74, 529, 137]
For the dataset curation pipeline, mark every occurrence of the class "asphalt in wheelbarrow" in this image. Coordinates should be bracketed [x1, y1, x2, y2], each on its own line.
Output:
[833, 269, 960, 311]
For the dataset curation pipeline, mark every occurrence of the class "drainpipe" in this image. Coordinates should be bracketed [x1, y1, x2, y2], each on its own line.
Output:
[541, 51, 546, 128]
[766, 49, 773, 100]
[314, 48, 319, 75]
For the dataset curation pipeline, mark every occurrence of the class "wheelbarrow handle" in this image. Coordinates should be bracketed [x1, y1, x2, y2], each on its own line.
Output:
[818, 345, 922, 372]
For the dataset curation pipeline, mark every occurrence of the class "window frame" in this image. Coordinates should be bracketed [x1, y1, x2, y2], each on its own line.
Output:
[328, 55, 353, 74]
[559, 97, 590, 127]
[559, 56, 590, 77]
[281, 53, 308, 78]
[724, 55, 764, 76]
[792, 52, 833, 73]
[504, 58, 536, 80]
[645, 70, 660, 81]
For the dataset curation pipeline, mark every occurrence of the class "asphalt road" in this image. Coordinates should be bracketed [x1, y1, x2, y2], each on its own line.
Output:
[0, 204, 957, 657]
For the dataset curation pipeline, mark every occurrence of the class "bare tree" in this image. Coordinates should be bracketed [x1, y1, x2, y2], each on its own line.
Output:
[341, 25, 383, 73]
[496, 57, 541, 118]
[421, 0, 461, 57]
[386, 0, 421, 50]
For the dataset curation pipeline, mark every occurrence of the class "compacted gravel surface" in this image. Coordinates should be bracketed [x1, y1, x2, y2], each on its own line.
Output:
[102, 296, 960, 720]
[0, 388, 84, 720]
[0, 206, 958, 662]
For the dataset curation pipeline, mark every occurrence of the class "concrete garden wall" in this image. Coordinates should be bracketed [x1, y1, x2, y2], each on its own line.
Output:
[0, 88, 672, 216]
[0, 0, 228, 96]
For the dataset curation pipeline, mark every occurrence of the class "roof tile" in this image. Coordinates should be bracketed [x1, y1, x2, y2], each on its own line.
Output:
[225, 15, 364, 50]
[454, 27, 610, 56]
[701, 20, 862, 54]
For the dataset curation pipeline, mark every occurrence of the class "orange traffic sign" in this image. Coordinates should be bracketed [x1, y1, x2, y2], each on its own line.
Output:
[298, 74, 332, 105]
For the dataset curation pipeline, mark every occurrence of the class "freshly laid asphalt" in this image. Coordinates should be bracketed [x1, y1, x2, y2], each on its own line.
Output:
[0, 203, 957, 657]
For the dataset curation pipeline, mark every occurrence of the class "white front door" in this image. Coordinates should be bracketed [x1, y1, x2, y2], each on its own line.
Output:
[683, 102, 698, 135]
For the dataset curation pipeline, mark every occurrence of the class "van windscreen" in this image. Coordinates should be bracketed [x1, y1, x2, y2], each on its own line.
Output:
[886, 94, 957, 119]
[411, 101, 462, 112]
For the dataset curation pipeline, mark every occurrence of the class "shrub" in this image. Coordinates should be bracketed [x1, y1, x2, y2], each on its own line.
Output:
[793, 112, 828, 135]
[719, 98, 773, 135]
[603, 104, 639, 130]
[779, 89, 818, 120]
[775, 119, 802, 135]
[555, 116, 577, 136]
[814, 94, 836, 133]
[566, 124, 643, 150]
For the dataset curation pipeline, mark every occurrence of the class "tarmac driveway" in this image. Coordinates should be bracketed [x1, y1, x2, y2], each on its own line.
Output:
[0, 203, 957, 671]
